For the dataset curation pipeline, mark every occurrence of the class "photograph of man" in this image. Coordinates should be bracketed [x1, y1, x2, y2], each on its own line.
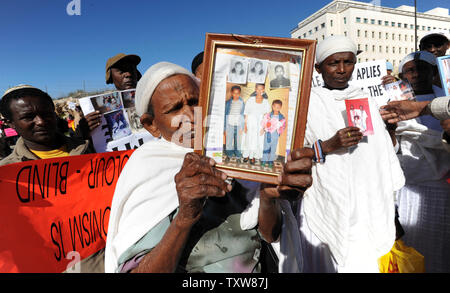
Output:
[241, 83, 270, 165]
[269, 63, 291, 88]
[223, 86, 245, 163]
[248, 60, 268, 84]
[228, 59, 248, 84]
[121, 90, 136, 109]
[261, 99, 286, 168]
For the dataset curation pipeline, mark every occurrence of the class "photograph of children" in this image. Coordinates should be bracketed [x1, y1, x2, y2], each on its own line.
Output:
[345, 98, 374, 136]
[125, 107, 144, 133]
[104, 109, 132, 140]
[121, 89, 136, 108]
[269, 62, 291, 89]
[227, 58, 249, 84]
[247, 59, 268, 84]
[90, 92, 123, 114]
[222, 81, 290, 174]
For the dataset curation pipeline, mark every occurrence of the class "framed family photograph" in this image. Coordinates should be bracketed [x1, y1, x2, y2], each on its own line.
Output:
[196, 33, 316, 184]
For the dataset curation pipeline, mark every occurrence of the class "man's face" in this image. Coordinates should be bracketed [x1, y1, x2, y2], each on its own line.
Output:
[275, 66, 284, 78]
[111, 60, 138, 90]
[231, 89, 240, 100]
[316, 52, 356, 89]
[9, 96, 57, 148]
[420, 36, 449, 57]
[144, 74, 199, 148]
[401, 60, 434, 94]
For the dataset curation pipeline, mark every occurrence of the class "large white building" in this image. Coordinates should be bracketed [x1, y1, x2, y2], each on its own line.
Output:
[291, 0, 450, 71]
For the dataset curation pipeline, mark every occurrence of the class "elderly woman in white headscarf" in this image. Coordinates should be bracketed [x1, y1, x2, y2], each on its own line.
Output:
[104, 62, 314, 273]
[297, 36, 405, 273]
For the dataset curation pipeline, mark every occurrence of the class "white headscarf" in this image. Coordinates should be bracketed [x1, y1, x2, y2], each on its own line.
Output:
[135, 62, 196, 117]
[398, 51, 437, 74]
[315, 35, 357, 65]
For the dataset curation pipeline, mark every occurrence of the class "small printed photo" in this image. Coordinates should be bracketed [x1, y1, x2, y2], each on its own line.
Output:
[384, 80, 415, 102]
[227, 58, 249, 84]
[104, 109, 132, 140]
[121, 89, 136, 109]
[345, 98, 374, 136]
[90, 92, 123, 114]
[125, 107, 144, 133]
[268, 62, 291, 89]
[247, 59, 268, 84]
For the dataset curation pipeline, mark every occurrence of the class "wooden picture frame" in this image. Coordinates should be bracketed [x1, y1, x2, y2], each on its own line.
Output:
[196, 33, 316, 184]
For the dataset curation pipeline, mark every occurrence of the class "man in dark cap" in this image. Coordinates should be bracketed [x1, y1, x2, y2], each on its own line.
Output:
[419, 30, 449, 58]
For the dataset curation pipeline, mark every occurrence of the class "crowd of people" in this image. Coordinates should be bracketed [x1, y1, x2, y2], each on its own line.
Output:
[0, 28, 449, 273]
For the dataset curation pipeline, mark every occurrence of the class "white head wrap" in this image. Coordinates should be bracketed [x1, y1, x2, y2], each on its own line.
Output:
[135, 61, 195, 117]
[315, 35, 357, 65]
[398, 51, 436, 74]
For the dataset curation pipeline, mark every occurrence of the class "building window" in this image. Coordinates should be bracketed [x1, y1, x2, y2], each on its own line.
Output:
[343, 17, 346, 24]
[399, 47, 402, 54]
[379, 32, 382, 39]
[365, 44, 368, 51]
[422, 26, 425, 30]
[303, 33, 306, 38]
[315, 26, 318, 32]
[364, 18, 368, 24]
[411, 35, 413, 42]
[392, 33, 395, 40]
[322, 35, 325, 40]
[398, 23, 401, 28]
[386, 32, 388, 39]
[372, 45, 375, 52]
[410, 24, 414, 29]
[386, 46, 389, 53]
[379, 45, 382, 52]
[309, 30, 312, 35]
[427, 26, 431, 31]
[371, 19, 375, 24]
[393, 60, 396, 67]
[378, 20, 382, 25]
[392, 47, 395, 53]
[372, 31, 375, 38]
[385, 21, 389, 26]
[391, 22, 395, 27]
[330, 20, 333, 27]
[404, 23, 408, 28]
[404, 35, 407, 41]
[365, 31, 368, 37]
[356, 17, 361, 23]
[344, 31, 347, 36]
[357, 29, 360, 37]
[358, 58, 361, 63]
[358, 44, 361, 50]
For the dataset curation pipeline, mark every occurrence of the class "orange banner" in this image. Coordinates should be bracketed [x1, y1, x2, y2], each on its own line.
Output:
[0, 150, 134, 273]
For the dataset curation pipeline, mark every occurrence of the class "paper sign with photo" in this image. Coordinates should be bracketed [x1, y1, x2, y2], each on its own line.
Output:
[345, 98, 374, 136]
[384, 80, 415, 102]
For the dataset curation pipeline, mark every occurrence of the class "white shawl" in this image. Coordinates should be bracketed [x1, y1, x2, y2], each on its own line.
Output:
[302, 85, 405, 266]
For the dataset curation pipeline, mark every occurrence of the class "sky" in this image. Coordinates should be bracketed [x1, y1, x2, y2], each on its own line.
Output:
[0, 0, 449, 98]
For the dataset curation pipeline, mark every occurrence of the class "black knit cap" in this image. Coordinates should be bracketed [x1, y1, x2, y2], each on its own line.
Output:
[191, 52, 204, 74]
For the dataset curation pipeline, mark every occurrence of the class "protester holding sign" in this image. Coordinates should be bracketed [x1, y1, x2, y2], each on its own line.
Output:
[298, 36, 405, 273]
[0, 85, 93, 166]
[381, 51, 450, 273]
[105, 62, 313, 273]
